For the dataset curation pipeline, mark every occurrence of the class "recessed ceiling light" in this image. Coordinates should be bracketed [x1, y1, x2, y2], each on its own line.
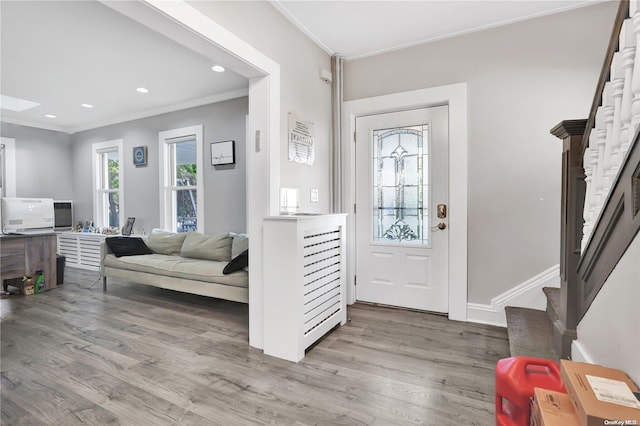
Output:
[211, 65, 225, 73]
[44, 114, 56, 118]
[81, 103, 93, 108]
[136, 87, 149, 93]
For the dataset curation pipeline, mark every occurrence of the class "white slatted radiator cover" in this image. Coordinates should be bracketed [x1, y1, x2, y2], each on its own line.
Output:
[303, 228, 342, 336]
[264, 214, 347, 362]
[57, 232, 107, 271]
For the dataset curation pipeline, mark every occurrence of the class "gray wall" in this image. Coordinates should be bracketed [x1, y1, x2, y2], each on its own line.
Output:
[575, 233, 640, 384]
[71, 97, 248, 235]
[344, 3, 618, 304]
[0, 122, 74, 200]
[189, 1, 333, 213]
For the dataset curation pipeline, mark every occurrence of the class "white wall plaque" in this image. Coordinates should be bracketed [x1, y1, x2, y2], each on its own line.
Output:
[288, 113, 315, 165]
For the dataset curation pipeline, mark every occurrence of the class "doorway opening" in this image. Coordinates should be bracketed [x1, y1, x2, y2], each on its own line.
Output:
[109, 0, 281, 349]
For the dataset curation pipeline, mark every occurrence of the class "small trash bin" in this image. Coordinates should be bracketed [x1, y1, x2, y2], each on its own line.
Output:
[57, 255, 65, 284]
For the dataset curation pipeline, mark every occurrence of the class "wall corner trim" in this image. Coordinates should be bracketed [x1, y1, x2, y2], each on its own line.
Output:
[466, 264, 560, 327]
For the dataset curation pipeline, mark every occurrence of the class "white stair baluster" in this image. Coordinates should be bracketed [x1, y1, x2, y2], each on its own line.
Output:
[620, 19, 636, 157]
[610, 52, 624, 173]
[593, 108, 607, 225]
[631, 0, 640, 134]
[601, 82, 615, 202]
[582, 146, 593, 252]
[588, 140, 600, 242]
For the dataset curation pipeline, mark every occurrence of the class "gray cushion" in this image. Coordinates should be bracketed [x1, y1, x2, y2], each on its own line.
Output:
[180, 232, 232, 261]
[145, 231, 187, 255]
[231, 233, 249, 259]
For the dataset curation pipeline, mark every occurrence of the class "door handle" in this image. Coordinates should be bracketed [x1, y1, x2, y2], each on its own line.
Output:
[430, 222, 447, 231]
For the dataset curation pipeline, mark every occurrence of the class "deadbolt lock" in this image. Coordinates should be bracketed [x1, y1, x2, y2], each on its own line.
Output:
[437, 204, 447, 219]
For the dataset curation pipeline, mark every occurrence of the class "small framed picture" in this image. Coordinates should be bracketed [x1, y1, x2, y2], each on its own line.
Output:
[211, 140, 235, 165]
[122, 217, 135, 235]
[133, 146, 148, 167]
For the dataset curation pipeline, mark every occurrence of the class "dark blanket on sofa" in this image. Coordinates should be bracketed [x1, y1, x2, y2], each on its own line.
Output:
[105, 237, 153, 258]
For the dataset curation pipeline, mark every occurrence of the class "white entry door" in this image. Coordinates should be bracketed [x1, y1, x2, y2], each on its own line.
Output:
[355, 106, 449, 312]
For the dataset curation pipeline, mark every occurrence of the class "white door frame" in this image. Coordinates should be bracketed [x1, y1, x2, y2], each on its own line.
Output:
[103, 0, 281, 349]
[0, 137, 16, 197]
[342, 84, 468, 321]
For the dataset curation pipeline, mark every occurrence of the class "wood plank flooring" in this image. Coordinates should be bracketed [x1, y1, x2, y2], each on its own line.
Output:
[1, 268, 509, 425]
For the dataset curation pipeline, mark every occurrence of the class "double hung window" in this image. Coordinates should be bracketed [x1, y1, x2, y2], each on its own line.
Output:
[93, 140, 124, 229]
[159, 125, 203, 233]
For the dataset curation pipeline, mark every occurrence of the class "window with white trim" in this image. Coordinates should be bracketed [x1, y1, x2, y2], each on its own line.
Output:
[159, 125, 204, 233]
[92, 140, 124, 229]
[0, 137, 16, 198]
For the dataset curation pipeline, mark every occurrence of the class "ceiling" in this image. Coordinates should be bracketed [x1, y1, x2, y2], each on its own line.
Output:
[0, 1, 248, 134]
[1, 0, 599, 134]
[272, 0, 600, 59]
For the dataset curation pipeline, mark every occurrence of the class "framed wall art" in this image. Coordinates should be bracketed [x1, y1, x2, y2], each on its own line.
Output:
[211, 140, 235, 165]
[133, 146, 148, 167]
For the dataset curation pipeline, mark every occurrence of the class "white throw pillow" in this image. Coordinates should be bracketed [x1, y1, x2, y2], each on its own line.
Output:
[231, 233, 249, 260]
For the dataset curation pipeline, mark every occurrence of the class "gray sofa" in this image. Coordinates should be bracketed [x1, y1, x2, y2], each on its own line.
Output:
[100, 230, 248, 303]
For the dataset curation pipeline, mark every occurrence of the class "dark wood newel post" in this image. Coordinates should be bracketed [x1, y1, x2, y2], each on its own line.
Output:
[550, 119, 587, 359]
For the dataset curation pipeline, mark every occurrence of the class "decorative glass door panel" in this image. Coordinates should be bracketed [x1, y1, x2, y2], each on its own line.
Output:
[372, 126, 429, 246]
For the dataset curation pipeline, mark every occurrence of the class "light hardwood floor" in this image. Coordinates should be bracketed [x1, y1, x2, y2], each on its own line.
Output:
[1, 268, 509, 425]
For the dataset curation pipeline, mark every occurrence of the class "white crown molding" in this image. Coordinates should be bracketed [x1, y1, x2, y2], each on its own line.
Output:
[270, 0, 335, 56]
[297, 1, 604, 61]
[467, 264, 560, 327]
[0, 116, 71, 133]
[70, 88, 249, 134]
[2, 88, 249, 135]
[347, 1, 601, 60]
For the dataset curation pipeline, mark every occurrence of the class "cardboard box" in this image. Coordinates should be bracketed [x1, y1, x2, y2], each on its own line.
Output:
[532, 388, 580, 426]
[531, 395, 541, 426]
[22, 278, 36, 296]
[561, 360, 640, 426]
[21, 278, 34, 295]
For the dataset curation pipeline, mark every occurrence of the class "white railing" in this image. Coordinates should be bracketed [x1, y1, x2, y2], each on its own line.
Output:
[582, 7, 639, 251]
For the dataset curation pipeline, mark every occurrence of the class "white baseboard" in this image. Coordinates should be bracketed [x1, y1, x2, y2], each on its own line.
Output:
[466, 264, 560, 327]
[571, 340, 594, 363]
[465, 303, 499, 326]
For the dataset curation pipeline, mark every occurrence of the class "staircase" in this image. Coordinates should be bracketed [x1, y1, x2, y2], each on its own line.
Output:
[506, 0, 639, 361]
[505, 287, 560, 361]
[505, 0, 639, 368]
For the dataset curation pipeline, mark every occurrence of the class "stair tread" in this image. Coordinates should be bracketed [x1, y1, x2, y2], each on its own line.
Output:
[542, 287, 560, 315]
[505, 306, 558, 361]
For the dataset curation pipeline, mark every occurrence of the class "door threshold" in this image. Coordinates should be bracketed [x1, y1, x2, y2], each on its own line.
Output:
[353, 301, 448, 317]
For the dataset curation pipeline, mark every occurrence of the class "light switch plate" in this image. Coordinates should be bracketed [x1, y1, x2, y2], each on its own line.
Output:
[310, 188, 319, 203]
